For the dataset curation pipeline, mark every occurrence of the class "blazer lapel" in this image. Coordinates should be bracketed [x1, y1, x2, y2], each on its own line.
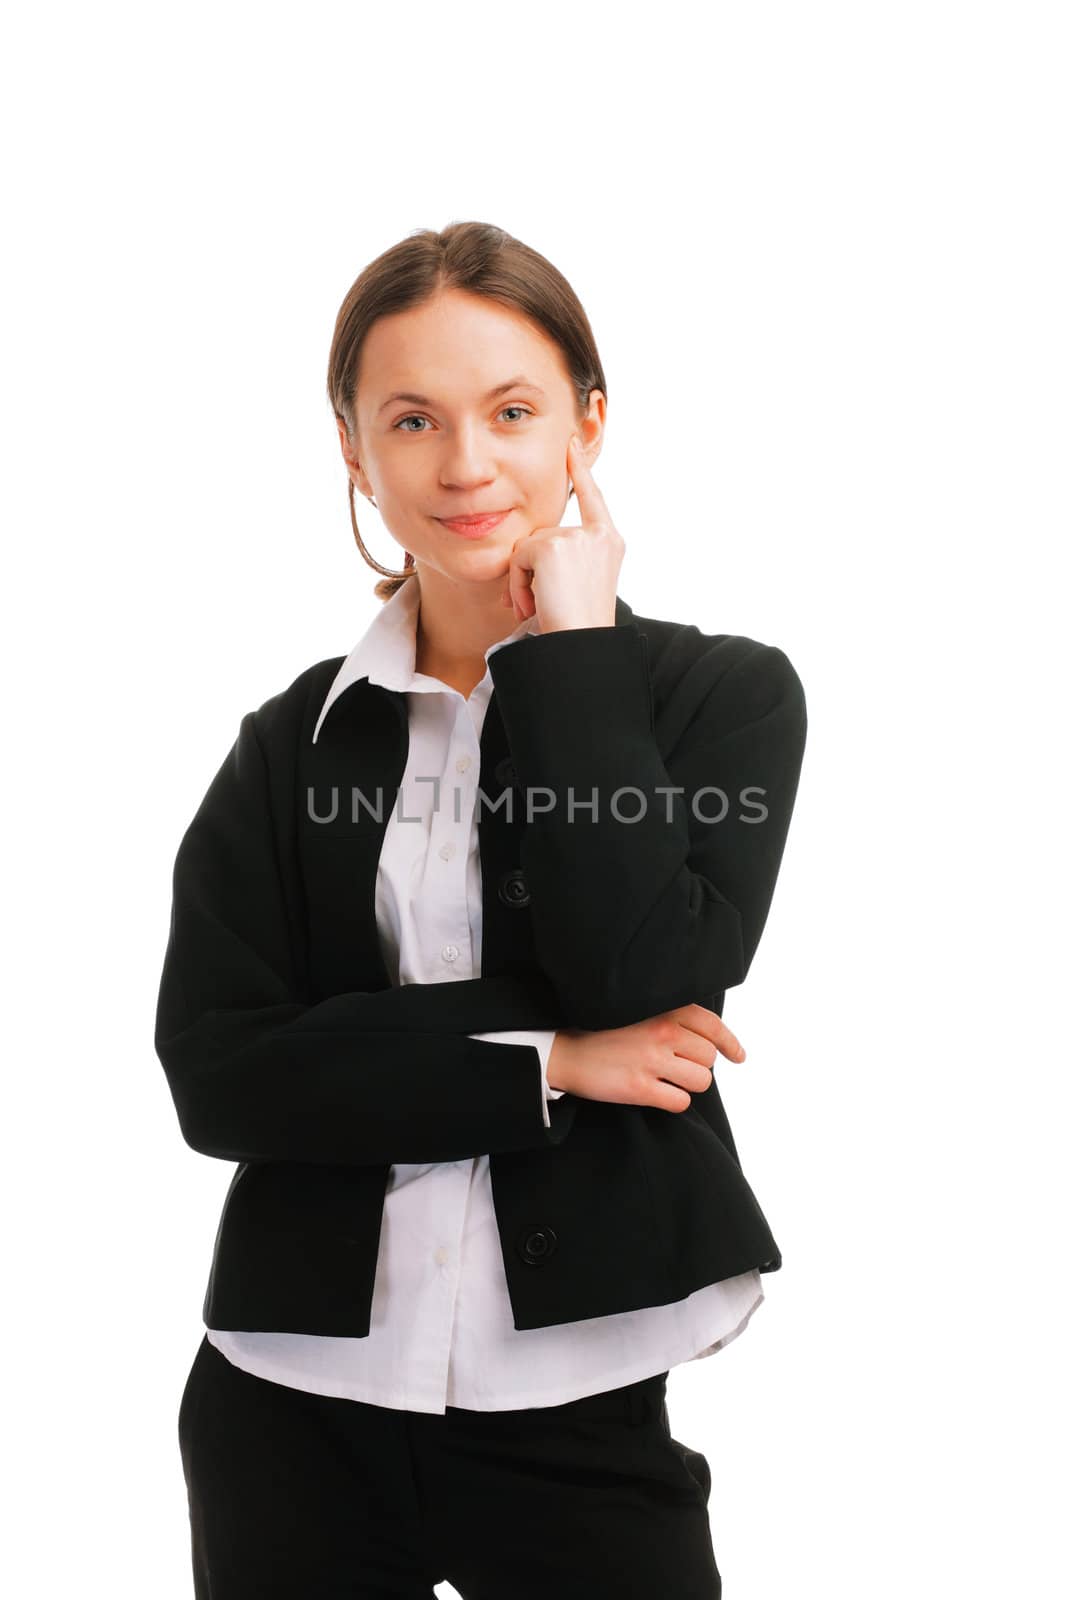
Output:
[298, 681, 409, 1000]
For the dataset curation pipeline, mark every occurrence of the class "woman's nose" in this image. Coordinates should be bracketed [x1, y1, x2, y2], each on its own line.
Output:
[437, 429, 500, 486]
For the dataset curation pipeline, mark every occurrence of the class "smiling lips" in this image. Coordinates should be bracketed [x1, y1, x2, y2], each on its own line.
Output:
[435, 510, 513, 538]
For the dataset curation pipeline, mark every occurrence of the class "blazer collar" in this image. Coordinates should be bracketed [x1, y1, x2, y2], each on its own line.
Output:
[311, 572, 635, 745]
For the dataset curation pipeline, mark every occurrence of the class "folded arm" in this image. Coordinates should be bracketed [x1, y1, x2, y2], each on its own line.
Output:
[155, 711, 576, 1166]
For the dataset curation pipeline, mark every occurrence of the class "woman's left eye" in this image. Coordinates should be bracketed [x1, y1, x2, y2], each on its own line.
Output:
[393, 406, 533, 433]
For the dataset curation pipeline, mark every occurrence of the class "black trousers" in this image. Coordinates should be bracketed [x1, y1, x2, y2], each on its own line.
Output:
[178, 1332, 722, 1598]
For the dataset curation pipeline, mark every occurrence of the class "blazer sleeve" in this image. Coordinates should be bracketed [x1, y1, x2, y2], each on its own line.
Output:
[487, 625, 807, 1030]
[154, 712, 579, 1168]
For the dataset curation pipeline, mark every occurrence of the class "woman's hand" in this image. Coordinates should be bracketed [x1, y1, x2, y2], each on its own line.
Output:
[546, 1004, 747, 1113]
[501, 435, 625, 631]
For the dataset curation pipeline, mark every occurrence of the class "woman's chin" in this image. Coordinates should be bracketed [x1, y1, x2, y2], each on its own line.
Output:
[435, 538, 514, 572]
[417, 546, 514, 589]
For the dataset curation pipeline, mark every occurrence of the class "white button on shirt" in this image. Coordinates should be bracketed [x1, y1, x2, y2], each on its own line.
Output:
[206, 575, 765, 1412]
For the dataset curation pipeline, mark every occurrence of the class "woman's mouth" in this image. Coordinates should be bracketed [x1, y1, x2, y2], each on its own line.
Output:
[434, 510, 513, 538]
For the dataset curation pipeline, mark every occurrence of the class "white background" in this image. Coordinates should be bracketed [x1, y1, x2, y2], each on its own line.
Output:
[3, 2, 1063, 1595]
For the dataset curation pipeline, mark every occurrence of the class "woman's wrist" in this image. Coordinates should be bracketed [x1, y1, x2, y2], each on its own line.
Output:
[546, 1030, 584, 1094]
[546, 1033, 567, 1093]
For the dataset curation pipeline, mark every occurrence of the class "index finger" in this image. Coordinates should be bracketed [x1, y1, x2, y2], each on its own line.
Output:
[568, 434, 611, 528]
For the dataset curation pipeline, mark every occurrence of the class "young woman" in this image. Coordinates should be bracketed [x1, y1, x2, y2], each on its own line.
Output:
[158, 220, 807, 1598]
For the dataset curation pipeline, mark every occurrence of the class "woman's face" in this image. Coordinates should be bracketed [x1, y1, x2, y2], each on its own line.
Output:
[342, 288, 604, 590]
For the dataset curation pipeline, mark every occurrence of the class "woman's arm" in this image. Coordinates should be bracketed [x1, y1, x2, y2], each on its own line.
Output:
[155, 712, 578, 1168]
[487, 626, 807, 1030]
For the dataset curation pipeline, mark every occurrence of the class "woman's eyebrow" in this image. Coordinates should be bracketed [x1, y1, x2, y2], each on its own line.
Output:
[376, 376, 546, 416]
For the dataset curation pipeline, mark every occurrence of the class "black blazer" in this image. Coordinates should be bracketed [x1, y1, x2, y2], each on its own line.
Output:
[154, 595, 807, 1337]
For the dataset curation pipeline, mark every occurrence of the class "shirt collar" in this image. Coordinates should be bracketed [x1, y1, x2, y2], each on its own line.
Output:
[311, 572, 543, 744]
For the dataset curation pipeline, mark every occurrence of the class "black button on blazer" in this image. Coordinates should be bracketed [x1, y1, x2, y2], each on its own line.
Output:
[154, 595, 807, 1337]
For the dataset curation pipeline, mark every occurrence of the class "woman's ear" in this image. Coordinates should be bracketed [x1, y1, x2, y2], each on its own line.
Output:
[336, 415, 354, 469]
[337, 416, 374, 500]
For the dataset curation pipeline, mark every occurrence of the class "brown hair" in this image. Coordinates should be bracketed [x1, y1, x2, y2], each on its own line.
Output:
[325, 220, 607, 602]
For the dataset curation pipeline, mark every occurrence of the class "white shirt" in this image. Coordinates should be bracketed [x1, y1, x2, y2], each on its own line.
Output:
[207, 574, 765, 1412]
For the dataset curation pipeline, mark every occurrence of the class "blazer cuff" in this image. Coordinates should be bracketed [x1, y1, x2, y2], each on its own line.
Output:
[469, 1028, 563, 1128]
